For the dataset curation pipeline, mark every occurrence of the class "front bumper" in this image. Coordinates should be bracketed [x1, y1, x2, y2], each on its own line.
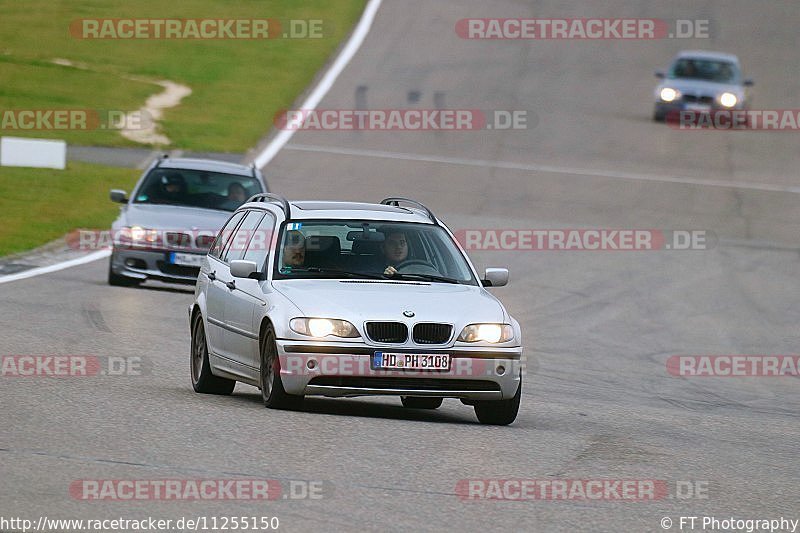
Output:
[276, 340, 523, 400]
[654, 100, 745, 117]
[110, 246, 203, 284]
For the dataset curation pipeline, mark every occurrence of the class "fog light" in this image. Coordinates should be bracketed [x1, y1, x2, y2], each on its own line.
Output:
[306, 359, 317, 370]
[496, 365, 506, 376]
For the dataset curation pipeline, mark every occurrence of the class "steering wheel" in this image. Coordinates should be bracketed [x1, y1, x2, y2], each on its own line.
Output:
[394, 259, 438, 273]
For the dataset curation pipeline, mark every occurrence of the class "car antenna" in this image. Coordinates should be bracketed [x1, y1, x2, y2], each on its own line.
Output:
[154, 153, 169, 168]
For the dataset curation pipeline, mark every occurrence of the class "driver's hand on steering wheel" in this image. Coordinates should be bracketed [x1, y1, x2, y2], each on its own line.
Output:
[383, 265, 398, 277]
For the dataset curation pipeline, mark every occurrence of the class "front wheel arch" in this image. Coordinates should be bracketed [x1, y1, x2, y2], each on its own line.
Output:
[190, 304, 202, 333]
[190, 309, 235, 395]
[259, 318, 302, 409]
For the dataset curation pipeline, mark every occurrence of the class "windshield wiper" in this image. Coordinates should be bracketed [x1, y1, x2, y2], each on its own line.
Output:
[390, 273, 462, 284]
[281, 267, 462, 284]
[285, 267, 385, 280]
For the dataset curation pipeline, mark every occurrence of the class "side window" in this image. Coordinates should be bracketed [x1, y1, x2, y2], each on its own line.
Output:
[209, 211, 245, 259]
[222, 210, 264, 263]
[242, 211, 276, 270]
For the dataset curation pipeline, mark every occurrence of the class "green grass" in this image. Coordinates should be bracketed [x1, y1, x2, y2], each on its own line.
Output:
[0, 0, 366, 151]
[0, 162, 140, 257]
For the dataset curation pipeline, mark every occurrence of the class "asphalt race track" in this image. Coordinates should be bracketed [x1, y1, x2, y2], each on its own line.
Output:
[2, 1, 799, 531]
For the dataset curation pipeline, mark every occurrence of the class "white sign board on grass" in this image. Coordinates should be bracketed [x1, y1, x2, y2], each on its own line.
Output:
[0, 137, 66, 169]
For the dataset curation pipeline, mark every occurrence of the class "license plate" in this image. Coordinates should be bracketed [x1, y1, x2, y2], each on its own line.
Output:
[372, 352, 450, 371]
[169, 252, 204, 267]
[685, 104, 711, 112]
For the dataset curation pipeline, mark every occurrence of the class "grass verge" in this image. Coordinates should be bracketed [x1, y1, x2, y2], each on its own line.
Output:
[0, 0, 367, 151]
[0, 162, 140, 257]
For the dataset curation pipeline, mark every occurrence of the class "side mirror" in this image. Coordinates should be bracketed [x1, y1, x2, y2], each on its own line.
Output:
[654, 71, 665, 79]
[230, 259, 259, 279]
[744, 79, 754, 87]
[110, 189, 128, 203]
[482, 267, 509, 287]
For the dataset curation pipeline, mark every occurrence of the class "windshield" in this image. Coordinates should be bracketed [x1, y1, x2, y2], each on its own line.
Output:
[133, 168, 263, 211]
[669, 58, 739, 83]
[273, 220, 478, 285]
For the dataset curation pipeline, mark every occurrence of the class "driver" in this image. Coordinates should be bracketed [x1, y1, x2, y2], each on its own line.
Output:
[381, 230, 409, 277]
[227, 182, 247, 204]
[220, 182, 248, 210]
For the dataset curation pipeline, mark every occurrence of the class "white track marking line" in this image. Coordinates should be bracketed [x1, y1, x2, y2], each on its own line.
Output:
[0, 1, 384, 284]
[285, 143, 800, 195]
[0, 249, 110, 285]
[252, 0, 384, 169]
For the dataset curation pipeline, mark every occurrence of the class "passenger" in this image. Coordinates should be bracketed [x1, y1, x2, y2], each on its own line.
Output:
[679, 60, 697, 79]
[282, 230, 306, 268]
[158, 173, 187, 203]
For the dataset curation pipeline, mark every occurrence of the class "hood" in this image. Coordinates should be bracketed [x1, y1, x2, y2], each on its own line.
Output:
[272, 279, 506, 327]
[114, 204, 232, 232]
[657, 78, 744, 98]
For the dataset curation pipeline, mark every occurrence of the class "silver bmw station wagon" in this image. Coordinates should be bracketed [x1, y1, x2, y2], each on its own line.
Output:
[189, 195, 523, 425]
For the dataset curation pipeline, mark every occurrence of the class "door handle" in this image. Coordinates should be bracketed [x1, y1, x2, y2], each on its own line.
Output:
[207, 271, 216, 281]
[225, 280, 236, 290]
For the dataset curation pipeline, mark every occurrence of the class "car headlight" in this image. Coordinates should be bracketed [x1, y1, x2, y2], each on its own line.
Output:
[719, 92, 738, 108]
[659, 87, 680, 102]
[289, 318, 361, 338]
[458, 324, 514, 343]
[119, 226, 159, 244]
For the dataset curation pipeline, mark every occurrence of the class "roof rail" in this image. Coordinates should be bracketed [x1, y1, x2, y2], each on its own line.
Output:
[154, 153, 169, 168]
[380, 197, 437, 224]
[247, 193, 291, 219]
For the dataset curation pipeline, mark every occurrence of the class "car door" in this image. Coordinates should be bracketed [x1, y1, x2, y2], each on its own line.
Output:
[203, 210, 245, 355]
[215, 210, 265, 370]
[224, 209, 276, 373]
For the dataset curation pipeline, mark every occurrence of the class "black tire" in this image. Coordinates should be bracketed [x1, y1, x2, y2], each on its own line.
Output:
[260, 323, 303, 409]
[400, 396, 443, 409]
[108, 259, 141, 287]
[474, 375, 522, 425]
[190, 312, 235, 395]
[653, 108, 666, 122]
